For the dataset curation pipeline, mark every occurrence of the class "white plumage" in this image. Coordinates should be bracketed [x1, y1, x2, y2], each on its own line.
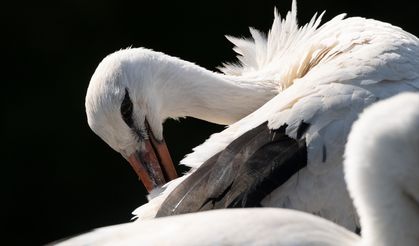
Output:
[55, 208, 359, 246]
[344, 92, 419, 246]
[58, 93, 419, 245]
[85, 0, 419, 233]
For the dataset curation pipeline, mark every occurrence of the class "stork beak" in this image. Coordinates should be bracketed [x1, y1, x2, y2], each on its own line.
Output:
[127, 121, 178, 192]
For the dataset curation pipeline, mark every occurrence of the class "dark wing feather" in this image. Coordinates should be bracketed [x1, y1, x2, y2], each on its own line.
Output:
[156, 122, 307, 217]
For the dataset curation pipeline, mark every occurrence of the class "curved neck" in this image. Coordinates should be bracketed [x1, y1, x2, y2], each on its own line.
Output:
[144, 55, 277, 125]
[347, 120, 419, 246]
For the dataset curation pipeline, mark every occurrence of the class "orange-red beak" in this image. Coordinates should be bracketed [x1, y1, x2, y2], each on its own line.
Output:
[127, 122, 178, 192]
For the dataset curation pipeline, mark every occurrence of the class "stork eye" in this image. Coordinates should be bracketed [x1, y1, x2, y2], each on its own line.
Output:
[121, 88, 134, 128]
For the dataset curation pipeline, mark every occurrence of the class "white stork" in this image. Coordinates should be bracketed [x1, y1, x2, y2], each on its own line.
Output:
[85, 0, 419, 231]
[57, 93, 419, 245]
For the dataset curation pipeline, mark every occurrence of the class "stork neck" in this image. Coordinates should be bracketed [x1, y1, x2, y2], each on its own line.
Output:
[148, 56, 277, 125]
[358, 184, 419, 246]
[350, 141, 419, 246]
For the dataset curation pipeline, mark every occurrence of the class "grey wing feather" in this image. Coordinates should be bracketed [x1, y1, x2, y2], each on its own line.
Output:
[156, 122, 307, 217]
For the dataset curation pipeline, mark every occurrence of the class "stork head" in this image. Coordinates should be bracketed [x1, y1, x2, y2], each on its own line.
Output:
[85, 48, 178, 192]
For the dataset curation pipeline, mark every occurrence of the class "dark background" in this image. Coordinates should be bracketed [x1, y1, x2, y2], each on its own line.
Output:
[3, 0, 418, 245]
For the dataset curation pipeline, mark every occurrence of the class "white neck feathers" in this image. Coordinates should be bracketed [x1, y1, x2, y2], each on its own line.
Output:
[123, 48, 278, 125]
[345, 93, 419, 246]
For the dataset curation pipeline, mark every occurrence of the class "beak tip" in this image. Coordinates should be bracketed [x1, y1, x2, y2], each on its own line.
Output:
[126, 121, 178, 191]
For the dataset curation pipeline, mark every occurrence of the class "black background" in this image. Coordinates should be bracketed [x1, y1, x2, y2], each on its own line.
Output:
[3, 0, 418, 245]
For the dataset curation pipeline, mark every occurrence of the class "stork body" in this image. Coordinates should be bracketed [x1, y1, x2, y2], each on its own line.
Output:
[85, 1, 419, 231]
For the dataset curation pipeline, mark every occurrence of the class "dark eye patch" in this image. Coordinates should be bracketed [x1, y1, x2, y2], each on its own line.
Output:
[121, 88, 134, 128]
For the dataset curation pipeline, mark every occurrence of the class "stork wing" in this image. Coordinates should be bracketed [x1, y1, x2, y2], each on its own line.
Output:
[156, 122, 307, 216]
